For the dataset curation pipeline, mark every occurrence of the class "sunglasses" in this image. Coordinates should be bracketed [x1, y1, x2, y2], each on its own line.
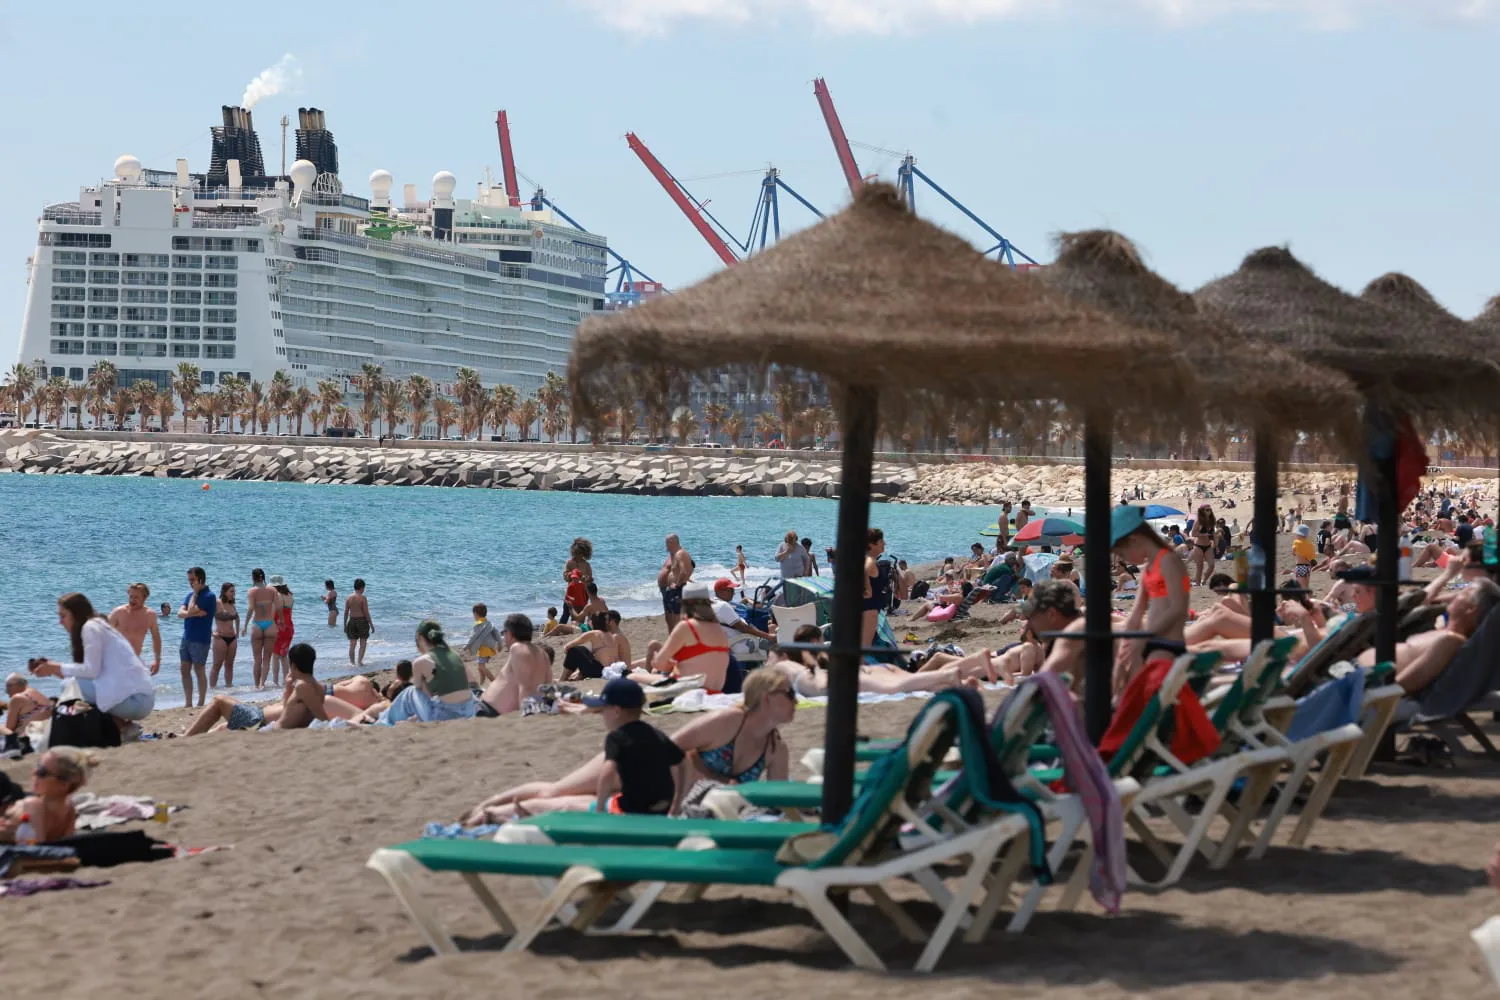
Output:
[34, 765, 57, 780]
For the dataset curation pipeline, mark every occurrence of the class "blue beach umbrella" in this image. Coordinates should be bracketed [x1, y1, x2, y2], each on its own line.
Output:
[1141, 504, 1185, 520]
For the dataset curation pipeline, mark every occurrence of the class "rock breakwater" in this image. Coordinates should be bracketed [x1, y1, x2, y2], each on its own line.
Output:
[0, 433, 920, 500]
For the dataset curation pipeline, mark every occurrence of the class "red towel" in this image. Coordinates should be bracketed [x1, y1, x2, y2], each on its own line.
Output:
[1097, 657, 1220, 765]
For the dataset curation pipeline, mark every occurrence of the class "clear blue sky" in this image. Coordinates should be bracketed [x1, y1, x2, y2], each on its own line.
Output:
[2, 1, 1496, 367]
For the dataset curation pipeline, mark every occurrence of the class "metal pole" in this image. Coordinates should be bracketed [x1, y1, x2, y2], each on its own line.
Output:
[1251, 430, 1279, 645]
[1374, 409, 1400, 666]
[1083, 409, 1114, 743]
[822, 384, 878, 824]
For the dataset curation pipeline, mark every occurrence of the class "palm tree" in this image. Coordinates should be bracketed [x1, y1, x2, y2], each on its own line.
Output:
[615, 401, 638, 444]
[289, 385, 313, 437]
[514, 397, 541, 441]
[754, 411, 780, 447]
[217, 376, 244, 433]
[110, 386, 134, 430]
[198, 394, 224, 434]
[672, 407, 699, 446]
[381, 377, 406, 438]
[489, 383, 519, 441]
[356, 362, 384, 435]
[333, 404, 353, 431]
[268, 370, 294, 435]
[87, 361, 118, 428]
[132, 380, 158, 431]
[156, 393, 177, 434]
[702, 401, 728, 444]
[256, 401, 274, 435]
[643, 393, 671, 443]
[172, 363, 201, 433]
[42, 377, 67, 427]
[542, 404, 566, 443]
[772, 373, 804, 437]
[537, 371, 567, 439]
[433, 396, 457, 440]
[3, 362, 38, 425]
[239, 380, 264, 435]
[722, 412, 746, 447]
[64, 384, 87, 429]
[405, 374, 433, 439]
[454, 366, 484, 440]
[315, 379, 342, 435]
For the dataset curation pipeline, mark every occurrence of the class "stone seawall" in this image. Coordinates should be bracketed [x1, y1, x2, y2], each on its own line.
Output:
[0, 432, 919, 501]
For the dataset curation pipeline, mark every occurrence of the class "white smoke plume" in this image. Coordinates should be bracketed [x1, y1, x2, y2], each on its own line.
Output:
[241, 54, 300, 109]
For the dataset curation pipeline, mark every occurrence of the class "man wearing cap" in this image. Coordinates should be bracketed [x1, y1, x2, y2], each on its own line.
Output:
[711, 579, 774, 642]
[584, 677, 688, 815]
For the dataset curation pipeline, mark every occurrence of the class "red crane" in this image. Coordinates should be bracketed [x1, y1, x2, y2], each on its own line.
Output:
[625, 132, 739, 267]
[813, 77, 862, 196]
[494, 110, 521, 208]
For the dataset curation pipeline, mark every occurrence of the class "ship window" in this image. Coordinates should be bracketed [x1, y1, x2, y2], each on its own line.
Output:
[205, 255, 238, 270]
[204, 309, 236, 323]
[170, 344, 200, 358]
[204, 344, 236, 360]
[54, 251, 88, 266]
[122, 306, 168, 322]
[237, 371, 250, 381]
[88, 305, 118, 320]
[90, 252, 120, 266]
[86, 341, 117, 356]
[201, 371, 215, 386]
[87, 287, 118, 302]
[172, 308, 201, 322]
[50, 322, 84, 336]
[204, 291, 236, 305]
[171, 290, 201, 304]
[51, 340, 85, 355]
[52, 286, 86, 302]
[88, 270, 119, 285]
[87, 323, 117, 337]
[121, 270, 168, 286]
[122, 288, 168, 304]
[55, 233, 111, 248]
[172, 254, 202, 268]
[172, 272, 201, 287]
[69, 367, 83, 380]
[203, 273, 236, 288]
[123, 253, 169, 268]
[51, 304, 85, 319]
[53, 269, 86, 284]
[203, 326, 236, 342]
[171, 326, 200, 341]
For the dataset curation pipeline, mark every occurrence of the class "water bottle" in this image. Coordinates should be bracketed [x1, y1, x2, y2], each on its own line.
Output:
[1398, 534, 1413, 583]
[1248, 545, 1267, 591]
[1233, 548, 1249, 588]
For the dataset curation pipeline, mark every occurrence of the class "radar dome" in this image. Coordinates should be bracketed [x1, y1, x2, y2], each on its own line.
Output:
[431, 170, 457, 199]
[368, 169, 394, 198]
[114, 155, 143, 182]
[289, 159, 319, 192]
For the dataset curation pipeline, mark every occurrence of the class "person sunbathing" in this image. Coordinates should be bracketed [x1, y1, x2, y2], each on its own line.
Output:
[559, 613, 632, 681]
[184, 644, 361, 734]
[3, 673, 51, 743]
[478, 614, 552, 717]
[1357, 578, 1500, 694]
[773, 625, 1002, 697]
[460, 670, 797, 825]
[629, 583, 731, 694]
[0, 747, 97, 843]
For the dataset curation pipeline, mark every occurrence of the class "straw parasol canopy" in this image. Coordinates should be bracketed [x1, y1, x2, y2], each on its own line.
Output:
[569, 183, 1193, 430]
[1473, 295, 1500, 338]
[1039, 230, 1362, 452]
[1194, 247, 1480, 428]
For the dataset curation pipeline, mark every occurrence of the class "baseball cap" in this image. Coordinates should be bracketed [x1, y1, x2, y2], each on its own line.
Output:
[582, 677, 645, 709]
[713, 577, 736, 593]
[1111, 505, 1147, 546]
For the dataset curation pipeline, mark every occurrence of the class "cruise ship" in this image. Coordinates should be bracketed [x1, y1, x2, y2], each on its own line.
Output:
[15, 106, 609, 401]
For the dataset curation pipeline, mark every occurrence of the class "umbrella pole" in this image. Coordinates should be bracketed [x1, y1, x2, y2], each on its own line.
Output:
[1083, 408, 1113, 743]
[822, 384, 878, 826]
[1374, 414, 1400, 667]
[1251, 430, 1279, 646]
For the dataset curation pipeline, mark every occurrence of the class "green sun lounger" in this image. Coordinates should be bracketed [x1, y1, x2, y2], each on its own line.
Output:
[369, 690, 1038, 972]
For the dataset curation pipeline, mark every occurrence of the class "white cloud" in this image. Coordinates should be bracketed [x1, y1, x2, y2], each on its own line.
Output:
[575, 0, 1495, 34]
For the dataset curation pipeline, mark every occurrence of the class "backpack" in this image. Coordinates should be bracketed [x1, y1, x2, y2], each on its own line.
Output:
[565, 571, 588, 610]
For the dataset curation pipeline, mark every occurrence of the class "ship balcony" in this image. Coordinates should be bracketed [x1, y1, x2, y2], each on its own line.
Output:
[42, 208, 102, 226]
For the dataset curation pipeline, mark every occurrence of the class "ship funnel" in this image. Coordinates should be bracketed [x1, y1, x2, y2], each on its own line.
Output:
[175, 158, 190, 186]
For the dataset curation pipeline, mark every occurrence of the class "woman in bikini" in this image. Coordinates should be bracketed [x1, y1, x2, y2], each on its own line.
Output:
[733, 544, 748, 587]
[630, 582, 731, 693]
[862, 527, 889, 649]
[460, 669, 796, 824]
[1190, 504, 1217, 587]
[323, 580, 338, 628]
[243, 568, 279, 690]
[1112, 505, 1192, 696]
[269, 576, 294, 687]
[210, 582, 240, 690]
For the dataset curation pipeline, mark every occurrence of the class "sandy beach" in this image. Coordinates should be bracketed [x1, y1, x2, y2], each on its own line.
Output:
[6, 529, 1500, 999]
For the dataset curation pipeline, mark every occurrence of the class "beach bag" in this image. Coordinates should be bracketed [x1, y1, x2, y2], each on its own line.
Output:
[47, 700, 120, 750]
[564, 571, 588, 610]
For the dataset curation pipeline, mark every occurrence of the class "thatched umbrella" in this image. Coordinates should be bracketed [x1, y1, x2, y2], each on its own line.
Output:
[1197, 249, 1487, 665]
[1471, 295, 1500, 522]
[571, 184, 1193, 814]
[1042, 232, 1363, 646]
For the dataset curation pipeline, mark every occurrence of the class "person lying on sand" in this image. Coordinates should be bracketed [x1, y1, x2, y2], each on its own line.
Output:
[772, 626, 1003, 697]
[477, 615, 552, 717]
[184, 644, 362, 734]
[0, 747, 97, 844]
[461, 670, 797, 825]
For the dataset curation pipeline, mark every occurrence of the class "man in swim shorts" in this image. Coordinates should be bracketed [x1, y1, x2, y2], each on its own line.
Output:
[177, 567, 216, 708]
[657, 533, 693, 632]
[109, 583, 162, 676]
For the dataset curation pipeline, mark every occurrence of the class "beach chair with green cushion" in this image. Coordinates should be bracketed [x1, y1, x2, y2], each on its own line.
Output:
[367, 692, 1036, 972]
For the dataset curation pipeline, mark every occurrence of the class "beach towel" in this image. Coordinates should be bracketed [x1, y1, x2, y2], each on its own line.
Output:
[1030, 672, 1127, 913]
[0, 845, 78, 878]
[0, 876, 109, 897]
[70, 793, 184, 831]
[421, 822, 503, 840]
[1287, 670, 1365, 742]
[1098, 658, 1221, 766]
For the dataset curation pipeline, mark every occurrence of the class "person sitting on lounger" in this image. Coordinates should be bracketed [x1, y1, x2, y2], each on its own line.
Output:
[1356, 578, 1500, 694]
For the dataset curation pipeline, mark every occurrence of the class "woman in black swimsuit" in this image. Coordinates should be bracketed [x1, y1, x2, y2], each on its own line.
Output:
[1191, 505, 1216, 587]
[861, 528, 890, 649]
[211, 582, 241, 689]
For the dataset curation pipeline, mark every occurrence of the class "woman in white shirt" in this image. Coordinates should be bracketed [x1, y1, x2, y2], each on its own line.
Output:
[30, 592, 156, 727]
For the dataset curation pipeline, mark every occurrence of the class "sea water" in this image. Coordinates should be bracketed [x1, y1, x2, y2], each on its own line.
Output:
[0, 472, 994, 708]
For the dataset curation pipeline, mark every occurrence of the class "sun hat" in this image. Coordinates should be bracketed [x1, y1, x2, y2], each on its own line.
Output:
[583, 677, 645, 710]
[1110, 505, 1147, 546]
[1294, 524, 1311, 538]
[682, 581, 713, 602]
[267, 574, 287, 587]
